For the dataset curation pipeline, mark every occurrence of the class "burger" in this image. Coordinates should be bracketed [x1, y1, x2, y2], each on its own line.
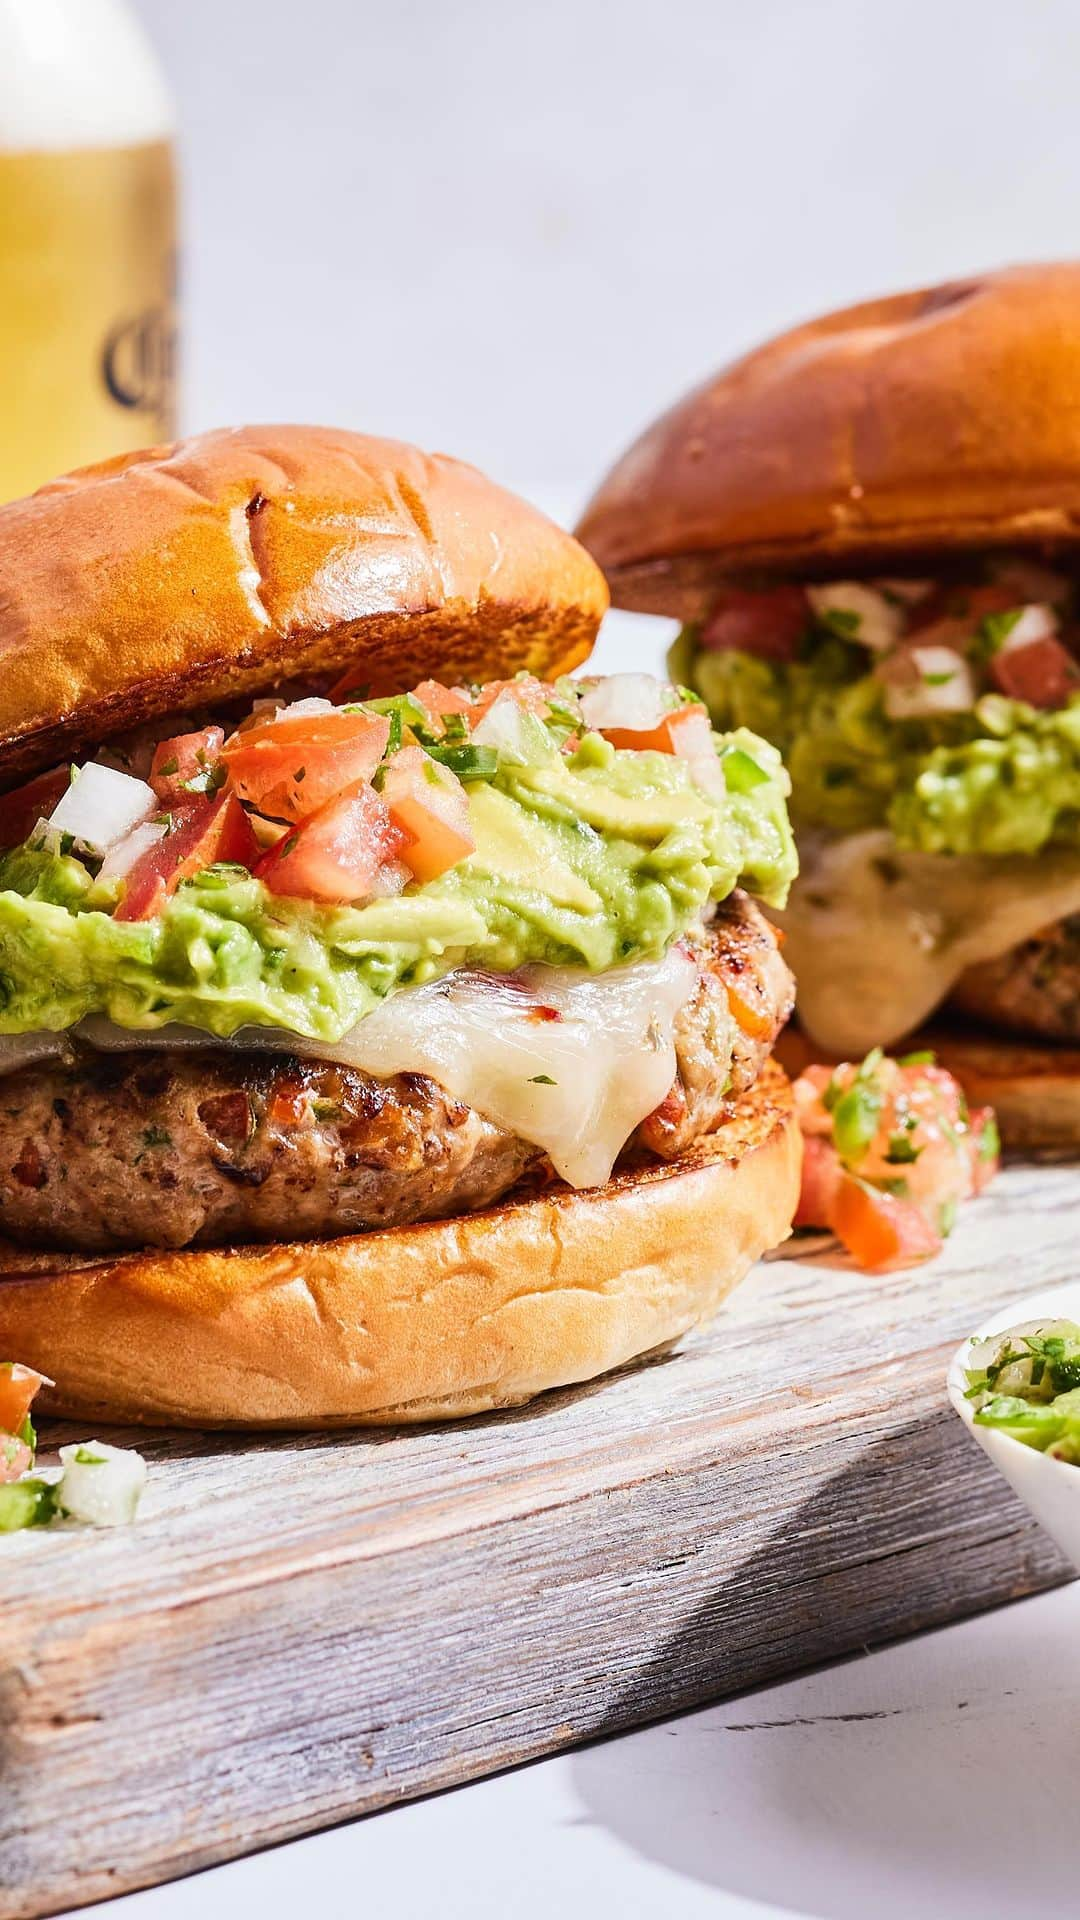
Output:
[0, 425, 800, 1427]
[577, 262, 1080, 1147]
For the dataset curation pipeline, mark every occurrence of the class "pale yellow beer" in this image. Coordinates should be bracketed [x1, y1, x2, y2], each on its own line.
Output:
[0, 0, 178, 503]
[0, 141, 177, 501]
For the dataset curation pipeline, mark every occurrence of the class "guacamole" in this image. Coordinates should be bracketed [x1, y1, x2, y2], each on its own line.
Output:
[672, 626, 1080, 857]
[0, 725, 795, 1042]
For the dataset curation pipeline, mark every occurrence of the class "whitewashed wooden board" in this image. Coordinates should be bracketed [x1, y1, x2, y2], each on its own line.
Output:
[1, 1161, 1075, 1919]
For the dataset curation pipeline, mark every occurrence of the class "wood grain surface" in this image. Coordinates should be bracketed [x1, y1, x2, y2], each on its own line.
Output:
[1, 1161, 1074, 1918]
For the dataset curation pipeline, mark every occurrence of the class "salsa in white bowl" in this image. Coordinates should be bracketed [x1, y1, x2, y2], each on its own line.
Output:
[948, 1281, 1080, 1570]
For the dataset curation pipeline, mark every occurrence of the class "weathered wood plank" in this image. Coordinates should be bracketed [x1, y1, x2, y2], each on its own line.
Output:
[1, 1161, 1074, 1918]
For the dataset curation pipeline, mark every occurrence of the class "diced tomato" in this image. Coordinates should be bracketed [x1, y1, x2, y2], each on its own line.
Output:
[989, 633, 1080, 707]
[600, 702, 709, 753]
[598, 703, 727, 798]
[115, 793, 258, 921]
[0, 766, 71, 850]
[0, 1362, 47, 1437]
[794, 1134, 843, 1228]
[0, 1438, 32, 1483]
[150, 727, 225, 804]
[379, 746, 475, 882]
[255, 781, 408, 903]
[791, 1065, 836, 1137]
[221, 709, 390, 823]
[698, 586, 810, 661]
[410, 680, 476, 728]
[969, 1107, 1000, 1195]
[830, 1173, 942, 1272]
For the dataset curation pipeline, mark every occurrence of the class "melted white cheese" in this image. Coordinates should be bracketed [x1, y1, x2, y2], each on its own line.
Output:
[16, 950, 699, 1190]
[778, 831, 1080, 1055]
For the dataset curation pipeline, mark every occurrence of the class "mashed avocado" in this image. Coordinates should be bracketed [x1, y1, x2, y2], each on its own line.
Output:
[0, 727, 795, 1042]
[672, 627, 1080, 857]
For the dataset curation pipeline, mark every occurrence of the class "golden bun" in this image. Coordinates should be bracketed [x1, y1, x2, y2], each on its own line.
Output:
[776, 1022, 1080, 1152]
[0, 1064, 799, 1428]
[0, 425, 608, 778]
[576, 262, 1080, 617]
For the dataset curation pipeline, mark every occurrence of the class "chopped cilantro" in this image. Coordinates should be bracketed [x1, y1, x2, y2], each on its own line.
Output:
[970, 606, 1023, 663]
[818, 607, 861, 638]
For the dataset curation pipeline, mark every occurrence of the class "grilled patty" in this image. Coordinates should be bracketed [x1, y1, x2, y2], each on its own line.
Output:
[0, 895, 792, 1252]
[950, 914, 1080, 1042]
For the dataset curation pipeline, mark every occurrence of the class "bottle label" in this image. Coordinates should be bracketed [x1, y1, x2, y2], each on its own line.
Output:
[0, 139, 178, 503]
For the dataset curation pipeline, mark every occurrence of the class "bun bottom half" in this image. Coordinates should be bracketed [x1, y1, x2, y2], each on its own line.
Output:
[0, 1062, 800, 1429]
[777, 1024, 1080, 1153]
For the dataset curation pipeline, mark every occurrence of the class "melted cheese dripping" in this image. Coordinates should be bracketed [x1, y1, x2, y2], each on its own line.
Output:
[778, 831, 1080, 1055]
[15, 950, 699, 1191]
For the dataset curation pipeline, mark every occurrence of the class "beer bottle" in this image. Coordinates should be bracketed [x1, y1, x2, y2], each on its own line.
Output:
[0, 0, 178, 503]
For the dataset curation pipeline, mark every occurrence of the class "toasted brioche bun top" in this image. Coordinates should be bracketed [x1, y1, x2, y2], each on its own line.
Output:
[577, 262, 1080, 617]
[0, 425, 608, 779]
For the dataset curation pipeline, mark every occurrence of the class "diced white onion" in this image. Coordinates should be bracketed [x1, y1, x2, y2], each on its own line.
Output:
[367, 858, 411, 899]
[471, 694, 557, 767]
[879, 644, 976, 719]
[807, 582, 904, 652]
[579, 673, 668, 732]
[57, 1441, 147, 1527]
[48, 763, 157, 854]
[98, 820, 167, 880]
[669, 707, 728, 799]
[275, 696, 335, 719]
[28, 818, 66, 858]
[871, 577, 935, 606]
[996, 603, 1060, 652]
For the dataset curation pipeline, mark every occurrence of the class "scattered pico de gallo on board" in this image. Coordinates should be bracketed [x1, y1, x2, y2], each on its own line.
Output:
[791, 1049, 1000, 1271]
[0, 1362, 147, 1532]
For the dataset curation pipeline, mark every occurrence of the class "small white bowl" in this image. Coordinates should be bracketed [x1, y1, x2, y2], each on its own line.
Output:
[948, 1279, 1080, 1570]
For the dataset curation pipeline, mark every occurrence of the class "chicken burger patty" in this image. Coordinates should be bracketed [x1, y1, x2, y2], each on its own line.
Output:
[950, 914, 1080, 1042]
[0, 896, 791, 1252]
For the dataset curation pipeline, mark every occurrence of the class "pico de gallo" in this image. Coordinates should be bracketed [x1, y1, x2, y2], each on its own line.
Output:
[792, 1049, 1000, 1271]
[0, 1362, 148, 1532]
[670, 556, 1080, 856]
[0, 671, 797, 1046]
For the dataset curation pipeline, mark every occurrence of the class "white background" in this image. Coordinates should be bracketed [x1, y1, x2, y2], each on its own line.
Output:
[139, 0, 1080, 513]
